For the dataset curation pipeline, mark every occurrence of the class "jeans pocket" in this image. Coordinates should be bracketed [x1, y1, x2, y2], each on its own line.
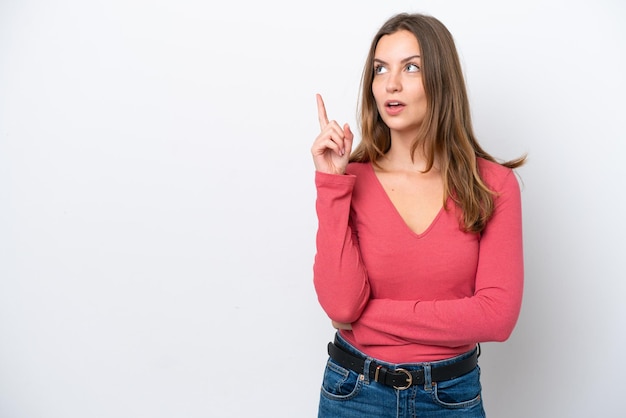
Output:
[431, 366, 484, 410]
[320, 358, 363, 401]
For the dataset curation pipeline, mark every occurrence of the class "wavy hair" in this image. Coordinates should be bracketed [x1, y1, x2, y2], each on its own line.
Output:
[350, 13, 525, 233]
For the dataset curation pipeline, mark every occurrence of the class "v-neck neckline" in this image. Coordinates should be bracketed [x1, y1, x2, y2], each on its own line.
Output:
[366, 162, 447, 238]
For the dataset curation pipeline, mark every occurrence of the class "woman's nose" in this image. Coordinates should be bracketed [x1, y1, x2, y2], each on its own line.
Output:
[386, 72, 402, 93]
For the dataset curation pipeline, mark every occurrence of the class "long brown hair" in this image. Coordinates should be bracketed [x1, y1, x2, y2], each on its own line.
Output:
[350, 13, 526, 233]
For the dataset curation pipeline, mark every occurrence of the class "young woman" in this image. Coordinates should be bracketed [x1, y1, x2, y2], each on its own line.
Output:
[311, 12, 525, 417]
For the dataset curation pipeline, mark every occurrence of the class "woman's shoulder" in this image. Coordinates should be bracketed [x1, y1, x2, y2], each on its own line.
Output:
[477, 157, 517, 192]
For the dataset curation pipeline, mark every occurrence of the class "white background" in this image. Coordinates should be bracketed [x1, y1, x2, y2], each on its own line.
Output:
[1, 0, 625, 417]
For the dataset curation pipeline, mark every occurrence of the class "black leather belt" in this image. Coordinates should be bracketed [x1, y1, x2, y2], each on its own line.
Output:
[327, 340, 479, 390]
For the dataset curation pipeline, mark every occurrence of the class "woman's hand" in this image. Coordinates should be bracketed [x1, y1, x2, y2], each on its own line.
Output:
[332, 320, 353, 330]
[311, 94, 354, 175]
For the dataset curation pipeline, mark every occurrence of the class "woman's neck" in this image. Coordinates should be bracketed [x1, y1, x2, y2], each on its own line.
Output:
[380, 138, 439, 173]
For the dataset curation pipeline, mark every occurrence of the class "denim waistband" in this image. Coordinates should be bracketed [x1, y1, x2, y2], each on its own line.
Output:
[334, 332, 479, 371]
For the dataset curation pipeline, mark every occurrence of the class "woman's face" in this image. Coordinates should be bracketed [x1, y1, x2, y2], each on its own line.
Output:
[372, 30, 427, 139]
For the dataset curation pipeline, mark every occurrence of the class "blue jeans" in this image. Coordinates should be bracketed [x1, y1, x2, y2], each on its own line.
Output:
[318, 333, 486, 418]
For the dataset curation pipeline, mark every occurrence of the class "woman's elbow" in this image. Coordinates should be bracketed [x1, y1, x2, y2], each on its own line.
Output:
[490, 314, 520, 342]
[320, 300, 365, 324]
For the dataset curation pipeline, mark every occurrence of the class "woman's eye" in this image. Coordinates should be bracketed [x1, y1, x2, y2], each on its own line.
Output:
[374, 65, 388, 75]
[406, 63, 420, 72]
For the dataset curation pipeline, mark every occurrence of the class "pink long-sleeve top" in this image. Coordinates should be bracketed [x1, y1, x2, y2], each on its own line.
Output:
[313, 158, 524, 363]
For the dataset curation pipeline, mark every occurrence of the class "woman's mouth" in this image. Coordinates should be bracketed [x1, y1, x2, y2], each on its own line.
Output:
[385, 101, 405, 116]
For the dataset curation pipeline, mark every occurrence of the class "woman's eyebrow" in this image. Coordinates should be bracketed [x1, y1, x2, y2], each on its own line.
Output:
[373, 55, 421, 65]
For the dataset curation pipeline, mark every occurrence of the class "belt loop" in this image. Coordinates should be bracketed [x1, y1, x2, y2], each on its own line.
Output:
[423, 363, 433, 392]
[362, 358, 372, 384]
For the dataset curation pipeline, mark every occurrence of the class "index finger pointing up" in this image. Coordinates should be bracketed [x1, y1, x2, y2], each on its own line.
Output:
[316, 93, 329, 129]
